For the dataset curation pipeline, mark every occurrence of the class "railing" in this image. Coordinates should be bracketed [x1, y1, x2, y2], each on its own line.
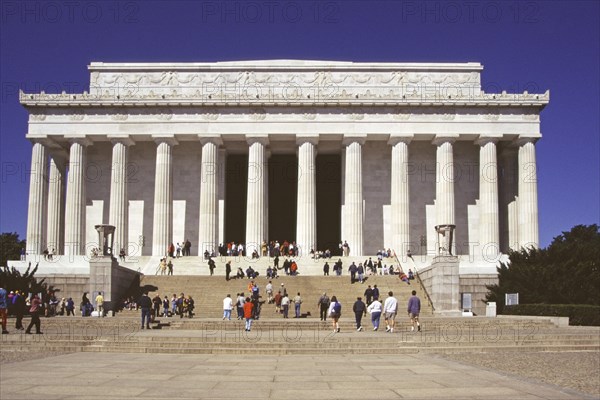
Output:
[392, 250, 435, 312]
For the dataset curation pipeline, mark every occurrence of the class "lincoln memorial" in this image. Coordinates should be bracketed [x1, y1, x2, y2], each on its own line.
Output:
[15, 60, 548, 288]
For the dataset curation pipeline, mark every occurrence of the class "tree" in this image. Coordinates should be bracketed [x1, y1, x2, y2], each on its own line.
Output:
[0, 263, 50, 297]
[0, 232, 25, 268]
[486, 224, 600, 311]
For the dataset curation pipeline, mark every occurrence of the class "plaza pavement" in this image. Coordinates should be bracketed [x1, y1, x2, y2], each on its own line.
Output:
[1, 351, 596, 399]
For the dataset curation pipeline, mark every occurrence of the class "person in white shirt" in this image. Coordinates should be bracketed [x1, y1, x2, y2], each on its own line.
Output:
[222, 294, 233, 320]
[265, 281, 274, 304]
[382, 291, 398, 333]
[367, 299, 383, 331]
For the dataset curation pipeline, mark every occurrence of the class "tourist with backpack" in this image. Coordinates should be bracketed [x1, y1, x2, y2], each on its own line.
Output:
[328, 296, 342, 333]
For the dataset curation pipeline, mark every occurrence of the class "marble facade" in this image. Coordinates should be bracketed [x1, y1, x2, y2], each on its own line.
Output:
[20, 60, 548, 267]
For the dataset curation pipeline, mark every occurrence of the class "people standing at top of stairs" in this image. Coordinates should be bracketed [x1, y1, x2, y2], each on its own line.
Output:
[95, 292, 104, 317]
[158, 258, 167, 275]
[323, 262, 330, 276]
[261, 241, 268, 257]
[167, 259, 173, 275]
[183, 239, 191, 256]
[167, 243, 175, 258]
[176, 243, 181, 258]
[342, 241, 350, 257]
[119, 247, 126, 262]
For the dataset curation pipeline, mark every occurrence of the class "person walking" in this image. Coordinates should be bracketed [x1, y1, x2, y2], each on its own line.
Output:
[243, 297, 254, 332]
[383, 291, 398, 333]
[317, 292, 330, 322]
[223, 294, 233, 320]
[25, 294, 43, 334]
[0, 286, 8, 334]
[14, 291, 26, 329]
[328, 296, 342, 333]
[408, 290, 421, 332]
[352, 297, 367, 332]
[139, 292, 152, 329]
[293, 292, 302, 318]
[236, 293, 245, 320]
[367, 298, 382, 331]
[364, 285, 373, 305]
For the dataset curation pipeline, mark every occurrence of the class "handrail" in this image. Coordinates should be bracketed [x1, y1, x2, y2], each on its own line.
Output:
[392, 250, 435, 312]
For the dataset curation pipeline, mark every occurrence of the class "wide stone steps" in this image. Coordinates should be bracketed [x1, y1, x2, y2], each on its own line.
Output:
[138, 275, 434, 317]
[2, 316, 598, 355]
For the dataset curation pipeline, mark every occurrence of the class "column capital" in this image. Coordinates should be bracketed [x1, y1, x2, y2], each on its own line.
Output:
[198, 135, 223, 146]
[388, 134, 413, 146]
[152, 135, 179, 146]
[475, 135, 501, 146]
[432, 135, 458, 146]
[342, 134, 367, 146]
[296, 135, 319, 146]
[108, 135, 135, 147]
[64, 135, 93, 147]
[246, 135, 269, 146]
[514, 136, 539, 146]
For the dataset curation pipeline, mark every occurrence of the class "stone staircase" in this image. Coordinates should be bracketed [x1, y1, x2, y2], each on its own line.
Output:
[2, 315, 598, 355]
[137, 275, 430, 318]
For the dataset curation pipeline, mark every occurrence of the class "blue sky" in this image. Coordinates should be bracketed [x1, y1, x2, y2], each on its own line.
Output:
[1, 0, 598, 248]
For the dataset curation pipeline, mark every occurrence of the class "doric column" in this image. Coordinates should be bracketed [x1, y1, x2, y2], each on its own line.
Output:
[109, 136, 134, 257]
[296, 135, 318, 256]
[389, 135, 413, 257]
[218, 148, 227, 246]
[245, 135, 268, 255]
[517, 137, 539, 249]
[433, 136, 457, 255]
[26, 141, 48, 255]
[198, 136, 223, 255]
[477, 136, 500, 259]
[64, 137, 92, 256]
[46, 157, 65, 255]
[343, 135, 366, 256]
[152, 136, 178, 256]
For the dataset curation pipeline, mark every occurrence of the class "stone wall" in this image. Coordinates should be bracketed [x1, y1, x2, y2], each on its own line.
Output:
[37, 274, 89, 305]
[460, 273, 499, 316]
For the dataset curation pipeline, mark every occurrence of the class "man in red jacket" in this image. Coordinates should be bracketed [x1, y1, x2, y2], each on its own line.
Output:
[243, 297, 254, 332]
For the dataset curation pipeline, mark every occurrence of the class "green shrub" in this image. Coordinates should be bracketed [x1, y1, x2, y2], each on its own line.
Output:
[503, 304, 600, 326]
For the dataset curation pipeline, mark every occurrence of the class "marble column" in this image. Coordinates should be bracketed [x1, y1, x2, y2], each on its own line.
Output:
[477, 137, 500, 259]
[343, 136, 365, 256]
[198, 136, 222, 255]
[245, 136, 268, 255]
[433, 136, 457, 255]
[517, 137, 539, 249]
[296, 136, 318, 256]
[64, 137, 92, 256]
[109, 136, 134, 257]
[389, 135, 412, 257]
[218, 149, 226, 247]
[26, 142, 48, 255]
[46, 157, 65, 255]
[152, 136, 178, 256]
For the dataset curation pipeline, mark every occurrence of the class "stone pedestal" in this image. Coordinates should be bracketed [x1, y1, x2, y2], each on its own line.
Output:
[89, 255, 140, 315]
[429, 255, 461, 316]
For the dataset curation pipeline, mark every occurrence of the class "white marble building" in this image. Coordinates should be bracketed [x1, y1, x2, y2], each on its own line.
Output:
[20, 60, 548, 270]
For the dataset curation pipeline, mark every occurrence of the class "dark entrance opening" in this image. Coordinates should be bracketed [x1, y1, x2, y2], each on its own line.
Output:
[225, 154, 248, 244]
[316, 154, 341, 252]
[268, 155, 297, 243]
